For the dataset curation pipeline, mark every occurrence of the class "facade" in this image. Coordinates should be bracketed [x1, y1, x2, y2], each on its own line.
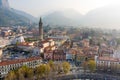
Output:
[17, 42, 34, 51]
[41, 38, 56, 53]
[53, 50, 66, 61]
[48, 36, 69, 47]
[0, 57, 42, 78]
[113, 50, 120, 58]
[75, 52, 86, 66]
[98, 47, 114, 57]
[96, 56, 120, 73]
[66, 49, 77, 61]
[0, 49, 2, 62]
[11, 36, 25, 44]
[44, 51, 53, 60]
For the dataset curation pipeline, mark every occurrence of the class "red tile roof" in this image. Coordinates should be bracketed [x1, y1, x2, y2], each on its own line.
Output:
[0, 57, 42, 66]
[98, 57, 119, 62]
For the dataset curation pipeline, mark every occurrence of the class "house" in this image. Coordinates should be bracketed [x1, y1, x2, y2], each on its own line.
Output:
[17, 42, 34, 51]
[11, 35, 25, 44]
[44, 51, 53, 60]
[41, 38, 56, 52]
[53, 50, 66, 61]
[98, 47, 114, 57]
[66, 49, 77, 61]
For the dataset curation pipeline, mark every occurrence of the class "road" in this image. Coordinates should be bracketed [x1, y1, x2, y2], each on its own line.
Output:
[54, 73, 120, 80]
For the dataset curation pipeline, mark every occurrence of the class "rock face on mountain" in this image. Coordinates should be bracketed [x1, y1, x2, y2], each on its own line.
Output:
[0, 0, 36, 26]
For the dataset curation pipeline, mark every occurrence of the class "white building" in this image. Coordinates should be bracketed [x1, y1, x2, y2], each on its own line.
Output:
[0, 57, 42, 78]
[95, 56, 120, 72]
[11, 36, 25, 44]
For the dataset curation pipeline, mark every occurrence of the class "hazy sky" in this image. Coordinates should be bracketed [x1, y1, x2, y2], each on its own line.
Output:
[9, 0, 120, 17]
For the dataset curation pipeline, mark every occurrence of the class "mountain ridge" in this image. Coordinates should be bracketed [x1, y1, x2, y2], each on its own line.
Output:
[0, 0, 37, 26]
[43, 6, 120, 29]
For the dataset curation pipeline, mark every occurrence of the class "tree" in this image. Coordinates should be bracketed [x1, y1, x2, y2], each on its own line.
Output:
[17, 66, 33, 80]
[88, 60, 96, 73]
[5, 71, 17, 80]
[17, 68, 25, 80]
[62, 62, 70, 74]
[35, 64, 50, 79]
[48, 60, 55, 71]
[56, 63, 62, 74]
[45, 64, 51, 76]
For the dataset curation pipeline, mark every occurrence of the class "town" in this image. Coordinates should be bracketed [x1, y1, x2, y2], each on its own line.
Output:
[0, 17, 120, 80]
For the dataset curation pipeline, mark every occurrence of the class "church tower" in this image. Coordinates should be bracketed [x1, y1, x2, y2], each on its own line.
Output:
[39, 17, 43, 41]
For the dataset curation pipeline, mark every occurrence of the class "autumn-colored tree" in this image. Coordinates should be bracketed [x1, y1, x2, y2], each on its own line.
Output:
[48, 60, 56, 71]
[56, 63, 62, 74]
[62, 62, 70, 74]
[17, 66, 33, 80]
[5, 71, 17, 80]
[35, 64, 51, 79]
[88, 60, 96, 72]
[17, 68, 25, 80]
[45, 64, 51, 75]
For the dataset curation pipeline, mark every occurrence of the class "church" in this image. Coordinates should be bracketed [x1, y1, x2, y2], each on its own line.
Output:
[32, 18, 56, 55]
[16, 18, 56, 55]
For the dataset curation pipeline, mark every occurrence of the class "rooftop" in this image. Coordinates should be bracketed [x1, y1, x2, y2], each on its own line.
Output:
[0, 57, 42, 66]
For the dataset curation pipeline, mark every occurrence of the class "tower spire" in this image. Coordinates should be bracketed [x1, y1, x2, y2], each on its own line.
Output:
[39, 17, 42, 25]
[39, 17, 43, 41]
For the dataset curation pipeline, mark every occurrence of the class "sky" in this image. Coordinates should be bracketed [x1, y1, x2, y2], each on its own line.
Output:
[9, 0, 120, 17]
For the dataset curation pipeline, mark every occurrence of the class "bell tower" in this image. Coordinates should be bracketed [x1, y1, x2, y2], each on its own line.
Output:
[39, 17, 43, 41]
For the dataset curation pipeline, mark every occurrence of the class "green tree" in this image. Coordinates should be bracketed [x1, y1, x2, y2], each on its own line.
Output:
[88, 60, 96, 72]
[62, 62, 70, 74]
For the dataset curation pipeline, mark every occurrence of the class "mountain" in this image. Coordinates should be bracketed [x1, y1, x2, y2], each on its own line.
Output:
[0, 0, 36, 26]
[12, 9, 37, 22]
[43, 9, 83, 26]
[0, 0, 10, 9]
[82, 5, 120, 28]
[43, 6, 120, 29]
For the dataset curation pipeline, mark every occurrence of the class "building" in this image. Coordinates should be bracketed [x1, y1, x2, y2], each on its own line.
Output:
[36, 18, 56, 53]
[17, 42, 34, 51]
[0, 57, 42, 78]
[44, 51, 53, 60]
[66, 48, 77, 61]
[11, 35, 25, 44]
[48, 36, 69, 47]
[39, 17, 43, 41]
[113, 50, 120, 58]
[79, 39, 90, 47]
[53, 50, 66, 61]
[98, 47, 114, 57]
[96, 56, 120, 73]
[0, 48, 2, 62]
[75, 51, 86, 66]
